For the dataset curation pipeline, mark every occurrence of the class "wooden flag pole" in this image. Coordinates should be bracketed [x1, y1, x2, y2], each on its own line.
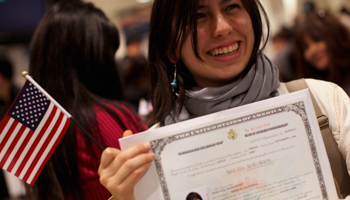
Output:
[22, 71, 105, 150]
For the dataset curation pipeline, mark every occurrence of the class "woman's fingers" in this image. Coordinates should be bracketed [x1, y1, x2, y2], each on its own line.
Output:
[112, 162, 153, 197]
[99, 147, 120, 170]
[99, 143, 154, 188]
[113, 150, 154, 184]
[98, 130, 155, 200]
[123, 130, 133, 137]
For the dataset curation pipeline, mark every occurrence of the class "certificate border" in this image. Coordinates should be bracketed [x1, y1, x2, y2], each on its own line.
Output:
[150, 101, 328, 200]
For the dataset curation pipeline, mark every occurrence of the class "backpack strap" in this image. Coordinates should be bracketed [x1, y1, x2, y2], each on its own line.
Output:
[285, 78, 350, 198]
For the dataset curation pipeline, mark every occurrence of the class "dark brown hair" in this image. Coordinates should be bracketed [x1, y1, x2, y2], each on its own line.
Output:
[147, 0, 270, 126]
[294, 11, 350, 84]
[186, 192, 203, 200]
[28, 1, 144, 199]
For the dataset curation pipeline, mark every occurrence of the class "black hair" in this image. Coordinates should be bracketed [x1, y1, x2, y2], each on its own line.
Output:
[28, 1, 144, 199]
[186, 192, 203, 200]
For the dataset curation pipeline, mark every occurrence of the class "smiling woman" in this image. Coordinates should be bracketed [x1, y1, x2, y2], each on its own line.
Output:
[98, 0, 350, 199]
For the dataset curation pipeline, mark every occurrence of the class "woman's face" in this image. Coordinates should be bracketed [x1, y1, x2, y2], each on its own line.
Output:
[303, 35, 330, 71]
[180, 0, 255, 88]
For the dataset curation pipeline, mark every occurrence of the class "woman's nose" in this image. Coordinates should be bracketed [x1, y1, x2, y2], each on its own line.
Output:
[212, 14, 233, 37]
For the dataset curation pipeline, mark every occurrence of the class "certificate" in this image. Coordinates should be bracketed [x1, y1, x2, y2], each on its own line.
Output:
[119, 89, 338, 200]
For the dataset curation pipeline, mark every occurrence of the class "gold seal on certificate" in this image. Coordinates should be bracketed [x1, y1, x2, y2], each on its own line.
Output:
[119, 89, 338, 200]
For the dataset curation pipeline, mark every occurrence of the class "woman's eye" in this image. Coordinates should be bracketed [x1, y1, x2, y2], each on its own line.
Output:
[226, 4, 239, 11]
[197, 13, 205, 19]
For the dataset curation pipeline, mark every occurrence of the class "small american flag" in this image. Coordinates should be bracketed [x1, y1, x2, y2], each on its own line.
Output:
[0, 80, 71, 185]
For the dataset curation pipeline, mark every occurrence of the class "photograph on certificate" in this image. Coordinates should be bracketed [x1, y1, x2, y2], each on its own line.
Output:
[176, 186, 209, 200]
[120, 90, 338, 200]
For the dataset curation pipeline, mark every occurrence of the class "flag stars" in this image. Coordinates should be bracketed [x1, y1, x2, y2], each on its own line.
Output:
[9, 81, 52, 131]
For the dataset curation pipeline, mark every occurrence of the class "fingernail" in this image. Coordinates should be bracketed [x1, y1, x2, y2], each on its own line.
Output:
[149, 152, 155, 158]
[144, 143, 151, 149]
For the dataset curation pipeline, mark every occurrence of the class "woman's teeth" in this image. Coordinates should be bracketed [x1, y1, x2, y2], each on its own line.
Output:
[210, 43, 239, 56]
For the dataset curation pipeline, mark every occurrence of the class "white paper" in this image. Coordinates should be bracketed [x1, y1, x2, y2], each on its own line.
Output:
[120, 89, 338, 200]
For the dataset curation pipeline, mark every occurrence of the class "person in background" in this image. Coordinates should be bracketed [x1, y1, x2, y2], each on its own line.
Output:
[0, 57, 20, 120]
[0, 57, 21, 200]
[98, 0, 350, 199]
[294, 10, 350, 94]
[27, 1, 147, 199]
[271, 26, 297, 82]
[119, 34, 150, 111]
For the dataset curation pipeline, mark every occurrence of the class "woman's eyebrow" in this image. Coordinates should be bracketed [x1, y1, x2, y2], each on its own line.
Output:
[198, 0, 235, 9]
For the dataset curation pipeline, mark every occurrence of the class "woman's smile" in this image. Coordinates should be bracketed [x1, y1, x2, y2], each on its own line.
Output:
[209, 42, 239, 56]
[180, 0, 254, 88]
[207, 41, 242, 63]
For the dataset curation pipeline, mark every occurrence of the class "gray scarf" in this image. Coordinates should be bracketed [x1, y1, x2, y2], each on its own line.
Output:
[164, 54, 280, 125]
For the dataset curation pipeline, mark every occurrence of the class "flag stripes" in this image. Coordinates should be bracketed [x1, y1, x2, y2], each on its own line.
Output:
[0, 101, 70, 185]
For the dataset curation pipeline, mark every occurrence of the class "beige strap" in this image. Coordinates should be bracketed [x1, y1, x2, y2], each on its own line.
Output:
[285, 79, 350, 198]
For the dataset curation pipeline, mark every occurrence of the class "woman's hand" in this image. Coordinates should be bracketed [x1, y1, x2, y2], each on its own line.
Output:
[98, 130, 155, 200]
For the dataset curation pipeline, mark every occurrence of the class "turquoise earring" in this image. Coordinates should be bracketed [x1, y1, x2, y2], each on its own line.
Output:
[171, 64, 179, 97]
